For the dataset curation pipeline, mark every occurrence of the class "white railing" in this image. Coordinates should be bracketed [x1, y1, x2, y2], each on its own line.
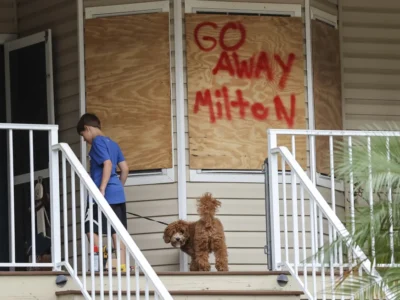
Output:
[0, 123, 61, 270]
[54, 143, 173, 300]
[267, 129, 400, 299]
[0, 122, 172, 299]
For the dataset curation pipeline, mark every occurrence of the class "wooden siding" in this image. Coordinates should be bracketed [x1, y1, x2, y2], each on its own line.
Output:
[0, 0, 17, 33]
[340, 0, 400, 129]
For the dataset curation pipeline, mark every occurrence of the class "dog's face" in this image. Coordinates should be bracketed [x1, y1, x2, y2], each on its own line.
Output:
[163, 220, 190, 248]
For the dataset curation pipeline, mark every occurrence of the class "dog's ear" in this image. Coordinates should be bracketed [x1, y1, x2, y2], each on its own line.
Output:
[180, 222, 190, 237]
[163, 226, 171, 243]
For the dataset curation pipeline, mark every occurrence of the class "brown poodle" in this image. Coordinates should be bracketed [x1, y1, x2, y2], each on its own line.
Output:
[163, 193, 229, 271]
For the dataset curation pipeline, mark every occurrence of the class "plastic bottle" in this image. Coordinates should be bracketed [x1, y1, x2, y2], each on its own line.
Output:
[93, 246, 99, 272]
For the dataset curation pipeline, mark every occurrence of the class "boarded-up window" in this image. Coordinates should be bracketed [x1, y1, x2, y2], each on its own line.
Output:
[186, 14, 306, 170]
[84, 13, 172, 171]
[312, 20, 343, 175]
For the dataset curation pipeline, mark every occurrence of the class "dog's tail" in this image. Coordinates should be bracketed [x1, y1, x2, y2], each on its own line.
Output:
[197, 192, 221, 228]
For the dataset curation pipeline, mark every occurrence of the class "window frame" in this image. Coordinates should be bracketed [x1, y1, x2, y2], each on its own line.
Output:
[185, 0, 302, 183]
[185, 0, 343, 191]
[310, 7, 342, 190]
[82, 1, 175, 186]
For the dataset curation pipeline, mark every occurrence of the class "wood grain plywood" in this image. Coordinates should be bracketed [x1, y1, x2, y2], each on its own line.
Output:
[186, 14, 306, 170]
[312, 20, 342, 175]
[85, 12, 172, 171]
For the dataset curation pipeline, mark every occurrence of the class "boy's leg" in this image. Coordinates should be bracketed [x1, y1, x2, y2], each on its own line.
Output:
[85, 202, 100, 249]
[112, 233, 126, 266]
[110, 203, 128, 271]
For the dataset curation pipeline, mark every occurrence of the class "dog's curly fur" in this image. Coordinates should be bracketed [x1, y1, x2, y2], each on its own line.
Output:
[163, 193, 228, 271]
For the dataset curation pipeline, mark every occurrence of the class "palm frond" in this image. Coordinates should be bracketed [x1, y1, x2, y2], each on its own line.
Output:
[307, 122, 400, 299]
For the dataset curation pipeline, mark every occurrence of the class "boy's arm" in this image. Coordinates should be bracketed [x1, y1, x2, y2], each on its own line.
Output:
[118, 161, 129, 186]
[99, 160, 112, 195]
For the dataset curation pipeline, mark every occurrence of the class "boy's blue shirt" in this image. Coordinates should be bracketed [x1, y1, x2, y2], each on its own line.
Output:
[89, 135, 126, 204]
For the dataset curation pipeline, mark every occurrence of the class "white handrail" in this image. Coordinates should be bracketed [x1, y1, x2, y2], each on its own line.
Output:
[269, 146, 394, 300]
[53, 142, 173, 300]
[269, 128, 400, 137]
[0, 123, 58, 130]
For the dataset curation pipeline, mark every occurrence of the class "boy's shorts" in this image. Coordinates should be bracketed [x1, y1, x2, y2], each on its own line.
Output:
[85, 202, 128, 235]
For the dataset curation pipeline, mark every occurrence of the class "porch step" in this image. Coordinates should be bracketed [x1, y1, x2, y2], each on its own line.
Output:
[74, 271, 301, 293]
[56, 289, 302, 300]
[0, 271, 303, 299]
[57, 271, 303, 300]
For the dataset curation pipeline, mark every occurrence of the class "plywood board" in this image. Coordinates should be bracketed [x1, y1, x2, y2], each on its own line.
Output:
[85, 13, 172, 171]
[186, 14, 307, 170]
[312, 20, 343, 175]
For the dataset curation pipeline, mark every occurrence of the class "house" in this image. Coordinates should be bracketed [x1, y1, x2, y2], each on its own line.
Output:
[0, 0, 398, 299]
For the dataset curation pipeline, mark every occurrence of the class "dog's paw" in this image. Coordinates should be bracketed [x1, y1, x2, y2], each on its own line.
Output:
[215, 264, 229, 272]
[196, 260, 211, 271]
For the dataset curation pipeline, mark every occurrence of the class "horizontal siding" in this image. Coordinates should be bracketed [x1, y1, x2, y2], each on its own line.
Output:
[340, 0, 400, 129]
[0, 0, 17, 33]
[17, 0, 80, 154]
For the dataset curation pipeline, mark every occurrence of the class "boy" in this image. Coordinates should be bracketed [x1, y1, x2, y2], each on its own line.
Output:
[77, 113, 129, 272]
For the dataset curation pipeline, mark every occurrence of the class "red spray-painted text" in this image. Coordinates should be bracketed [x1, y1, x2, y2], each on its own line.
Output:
[192, 21, 298, 127]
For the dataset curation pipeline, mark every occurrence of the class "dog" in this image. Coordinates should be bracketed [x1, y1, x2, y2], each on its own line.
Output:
[163, 193, 229, 271]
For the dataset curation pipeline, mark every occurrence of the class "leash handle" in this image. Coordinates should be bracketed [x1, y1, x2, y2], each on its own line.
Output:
[126, 212, 168, 226]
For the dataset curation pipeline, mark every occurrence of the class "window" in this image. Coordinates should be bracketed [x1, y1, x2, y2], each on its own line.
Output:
[82, 2, 174, 186]
[185, 0, 304, 183]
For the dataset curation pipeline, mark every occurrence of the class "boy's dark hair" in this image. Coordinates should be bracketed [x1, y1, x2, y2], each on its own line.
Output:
[77, 113, 101, 134]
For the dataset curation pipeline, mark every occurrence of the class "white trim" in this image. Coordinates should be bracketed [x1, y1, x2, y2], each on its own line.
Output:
[5, 31, 45, 52]
[14, 168, 49, 186]
[190, 168, 344, 191]
[174, 0, 189, 272]
[81, 1, 175, 186]
[77, 0, 87, 175]
[85, 1, 169, 19]
[0, 34, 17, 44]
[190, 169, 264, 183]
[310, 6, 338, 28]
[186, 0, 301, 183]
[305, 0, 316, 182]
[124, 167, 174, 186]
[77, 0, 89, 272]
[185, 0, 301, 16]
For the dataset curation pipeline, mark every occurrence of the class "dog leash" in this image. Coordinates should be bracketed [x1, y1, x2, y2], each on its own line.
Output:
[126, 212, 168, 226]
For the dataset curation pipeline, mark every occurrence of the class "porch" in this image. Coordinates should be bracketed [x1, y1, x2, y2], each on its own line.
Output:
[1, 0, 399, 299]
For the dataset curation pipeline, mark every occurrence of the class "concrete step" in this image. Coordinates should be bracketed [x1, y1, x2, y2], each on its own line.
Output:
[56, 289, 302, 300]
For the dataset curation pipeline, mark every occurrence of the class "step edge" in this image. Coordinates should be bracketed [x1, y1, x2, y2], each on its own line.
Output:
[55, 289, 304, 296]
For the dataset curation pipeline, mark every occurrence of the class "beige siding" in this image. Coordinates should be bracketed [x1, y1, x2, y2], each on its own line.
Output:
[340, 0, 400, 129]
[0, 0, 17, 33]
[83, 0, 179, 271]
[17, 0, 80, 152]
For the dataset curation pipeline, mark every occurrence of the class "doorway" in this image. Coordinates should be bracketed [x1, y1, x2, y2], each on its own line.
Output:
[3, 30, 54, 265]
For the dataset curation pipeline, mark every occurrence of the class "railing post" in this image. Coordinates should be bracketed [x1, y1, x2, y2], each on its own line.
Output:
[49, 127, 61, 271]
[267, 130, 281, 270]
[263, 158, 273, 271]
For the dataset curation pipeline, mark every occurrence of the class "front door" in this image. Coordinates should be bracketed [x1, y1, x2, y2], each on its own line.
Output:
[4, 30, 54, 265]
